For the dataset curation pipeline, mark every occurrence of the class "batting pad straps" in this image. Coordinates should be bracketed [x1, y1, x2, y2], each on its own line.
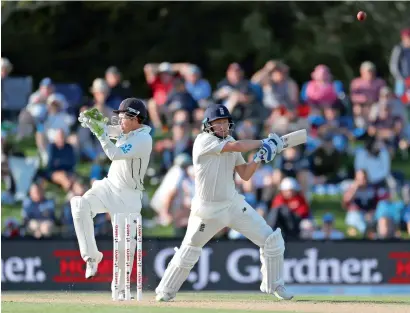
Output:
[155, 245, 202, 295]
[262, 228, 285, 294]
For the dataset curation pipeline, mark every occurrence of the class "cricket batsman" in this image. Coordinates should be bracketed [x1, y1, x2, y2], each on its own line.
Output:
[73, 98, 152, 300]
[156, 103, 293, 301]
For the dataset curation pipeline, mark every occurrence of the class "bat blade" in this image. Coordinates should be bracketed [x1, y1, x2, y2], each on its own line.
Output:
[281, 129, 307, 150]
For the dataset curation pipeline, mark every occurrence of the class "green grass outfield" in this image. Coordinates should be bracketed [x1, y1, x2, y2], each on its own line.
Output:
[2, 292, 410, 313]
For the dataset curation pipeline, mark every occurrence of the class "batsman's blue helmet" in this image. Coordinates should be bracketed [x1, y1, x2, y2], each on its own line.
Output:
[202, 104, 234, 137]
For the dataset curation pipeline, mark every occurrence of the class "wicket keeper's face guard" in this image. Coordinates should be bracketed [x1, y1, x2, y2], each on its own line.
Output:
[202, 104, 234, 139]
[112, 98, 148, 126]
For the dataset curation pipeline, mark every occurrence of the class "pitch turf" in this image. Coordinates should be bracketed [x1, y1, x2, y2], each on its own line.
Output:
[2, 292, 410, 313]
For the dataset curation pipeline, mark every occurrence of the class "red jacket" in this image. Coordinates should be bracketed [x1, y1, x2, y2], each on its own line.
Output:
[271, 193, 310, 218]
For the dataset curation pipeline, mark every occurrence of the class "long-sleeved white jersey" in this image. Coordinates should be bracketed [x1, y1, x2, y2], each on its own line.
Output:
[97, 125, 153, 191]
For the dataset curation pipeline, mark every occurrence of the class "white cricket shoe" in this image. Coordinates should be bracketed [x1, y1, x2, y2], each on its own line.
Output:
[273, 285, 294, 300]
[155, 292, 175, 302]
[85, 252, 103, 279]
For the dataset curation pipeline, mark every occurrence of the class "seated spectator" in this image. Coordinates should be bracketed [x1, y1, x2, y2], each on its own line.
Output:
[400, 77, 410, 106]
[2, 217, 22, 238]
[368, 102, 404, 154]
[401, 184, 410, 235]
[61, 181, 92, 237]
[154, 122, 193, 175]
[150, 154, 194, 237]
[192, 107, 205, 136]
[312, 213, 345, 240]
[310, 132, 349, 184]
[370, 86, 408, 120]
[35, 94, 75, 164]
[350, 61, 386, 128]
[252, 60, 299, 112]
[165, 76, 199, 126]
[183, 64, 212, 107]
[267, 177, 311, 238]
[269, 146, 310, 197]
[18, 78, 68, 139]
[305, 64, 341, 111]
[144, 62, 176, 129]
[389, 27, 410, 97]
[46, 129, 77, 191]
[22, 183, 56, 238]
[214, 63, 262, 124]
[89, 154, 110, 185]
[87, 78, 116, 120]
[235, 119, 258, 140]
[374, 194, 406, 239]
[354, 136, 391, 188]
[369, 86, 409, 155]
[105, 66, 132, 101]
[343, 170, 381, 237]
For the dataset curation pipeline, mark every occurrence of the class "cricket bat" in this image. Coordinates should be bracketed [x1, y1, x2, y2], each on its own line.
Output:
[279, 129, 307, 151]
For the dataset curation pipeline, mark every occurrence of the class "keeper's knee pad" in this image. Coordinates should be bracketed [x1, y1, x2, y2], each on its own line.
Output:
[70, 196, 92, 219]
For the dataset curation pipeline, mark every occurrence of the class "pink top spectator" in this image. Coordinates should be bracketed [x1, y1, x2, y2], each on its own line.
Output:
[350, 77, 386, 104]
[305, 65, 338, 106]
[350, 61, 386, 105]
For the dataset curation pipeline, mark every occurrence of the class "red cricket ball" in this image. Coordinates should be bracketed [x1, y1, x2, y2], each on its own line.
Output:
[357, 11, 366, 21]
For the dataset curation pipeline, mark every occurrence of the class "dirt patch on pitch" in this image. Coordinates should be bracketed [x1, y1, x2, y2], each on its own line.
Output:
[2, 293, 409, 313]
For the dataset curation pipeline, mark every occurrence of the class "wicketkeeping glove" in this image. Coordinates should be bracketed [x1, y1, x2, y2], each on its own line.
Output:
[83, 108, 109, 124]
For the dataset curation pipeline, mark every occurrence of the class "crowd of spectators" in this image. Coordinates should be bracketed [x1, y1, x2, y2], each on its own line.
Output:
[2, 27, 410, 240]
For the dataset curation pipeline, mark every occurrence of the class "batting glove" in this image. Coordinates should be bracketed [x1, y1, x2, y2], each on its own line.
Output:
[262, 133, 284, 153]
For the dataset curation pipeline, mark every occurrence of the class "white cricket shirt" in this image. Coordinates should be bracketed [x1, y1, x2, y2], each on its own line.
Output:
[98, 125, 153, 191]
[192, 132, 246, 203]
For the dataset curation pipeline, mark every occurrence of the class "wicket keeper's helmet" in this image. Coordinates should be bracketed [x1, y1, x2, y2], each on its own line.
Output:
[202, 104, 234, 137]
[113, 98, 148, 122]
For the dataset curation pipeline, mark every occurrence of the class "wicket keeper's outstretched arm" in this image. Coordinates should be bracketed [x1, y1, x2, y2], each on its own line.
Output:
[97, 129, 152, 161]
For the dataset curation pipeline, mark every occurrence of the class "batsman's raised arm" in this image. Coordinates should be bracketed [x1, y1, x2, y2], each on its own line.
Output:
[221, 139, 262, 153]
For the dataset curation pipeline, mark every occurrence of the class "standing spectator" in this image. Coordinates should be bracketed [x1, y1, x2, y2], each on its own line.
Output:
[144, 62, 176, 129]
[46, 129, 77, 191]
[312, 213, 345, 240]
[183, 64, 212, 107]
[350, 61, 386, 127]
[389, 27, 410, 97]
[22, 183, 56, 238]
[105, 66, 132, 101]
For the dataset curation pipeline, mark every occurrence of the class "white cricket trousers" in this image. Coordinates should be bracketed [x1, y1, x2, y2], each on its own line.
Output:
[183, 194, 273, 248]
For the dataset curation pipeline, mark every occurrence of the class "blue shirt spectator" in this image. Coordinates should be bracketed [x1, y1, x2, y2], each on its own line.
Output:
[184, 65, 212, 103]
[47, 141, 76, 173]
